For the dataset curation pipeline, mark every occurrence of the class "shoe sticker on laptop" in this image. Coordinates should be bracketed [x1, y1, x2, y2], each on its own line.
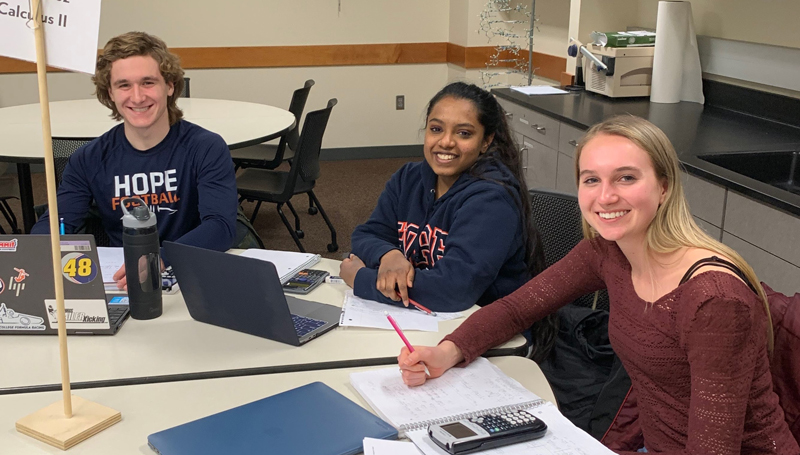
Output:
[45, 299, 110, 330]
[9, 268, 28, 297]
[0, 303, 46, 331]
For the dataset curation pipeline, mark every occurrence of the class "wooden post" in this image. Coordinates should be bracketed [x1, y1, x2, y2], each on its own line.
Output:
[15, 1, 121, 449]
[31, 0, 73, 418]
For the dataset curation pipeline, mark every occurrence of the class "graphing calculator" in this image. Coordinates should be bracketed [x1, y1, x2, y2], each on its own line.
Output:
[428, 410, 547, 454]
[282, 269, 329, 294]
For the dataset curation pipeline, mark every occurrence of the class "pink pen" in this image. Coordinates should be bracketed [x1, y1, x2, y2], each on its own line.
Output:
[386, 313, 431, 377]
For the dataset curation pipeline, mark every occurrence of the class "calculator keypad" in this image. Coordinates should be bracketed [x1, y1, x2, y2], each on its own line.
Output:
[283, 269, 329, 294]
[470, 411, 535, 434]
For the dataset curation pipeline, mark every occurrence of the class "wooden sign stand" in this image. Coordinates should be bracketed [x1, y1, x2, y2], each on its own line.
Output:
[14, 0, 120, 450]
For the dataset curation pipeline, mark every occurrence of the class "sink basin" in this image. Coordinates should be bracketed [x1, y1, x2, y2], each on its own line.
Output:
[698, 150, 800, 195]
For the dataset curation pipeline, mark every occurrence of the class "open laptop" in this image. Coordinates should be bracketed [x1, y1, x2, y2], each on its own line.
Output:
[164, 241, 339, 346]
[0, 235, 129, 335]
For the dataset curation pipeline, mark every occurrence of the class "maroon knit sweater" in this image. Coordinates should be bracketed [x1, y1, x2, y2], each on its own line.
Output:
[444, 238, 799, 454]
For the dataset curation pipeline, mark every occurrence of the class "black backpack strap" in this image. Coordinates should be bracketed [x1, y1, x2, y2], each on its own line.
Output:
[680, 256, 758, 294]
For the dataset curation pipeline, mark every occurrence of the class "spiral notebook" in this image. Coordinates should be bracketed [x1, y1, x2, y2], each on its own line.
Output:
[349, 358, 615, 455]
[239, 249, 321, 284]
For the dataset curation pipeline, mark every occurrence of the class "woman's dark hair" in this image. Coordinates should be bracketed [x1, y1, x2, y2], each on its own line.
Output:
[425, 82, 557, 362]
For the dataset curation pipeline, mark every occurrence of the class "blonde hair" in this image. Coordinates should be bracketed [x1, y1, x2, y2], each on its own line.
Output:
[93, 32, 185, 125]
[574, 115, 773, 352]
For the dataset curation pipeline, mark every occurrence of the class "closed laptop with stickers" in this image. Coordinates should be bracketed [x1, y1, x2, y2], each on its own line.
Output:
[0, 235, 129, 336]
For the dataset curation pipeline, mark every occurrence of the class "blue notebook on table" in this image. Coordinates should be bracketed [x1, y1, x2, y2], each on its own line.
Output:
[147, 382, 397, 455]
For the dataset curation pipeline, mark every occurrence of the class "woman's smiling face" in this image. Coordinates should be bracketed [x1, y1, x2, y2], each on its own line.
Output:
[423, 96, 492, 193]
[577, 133, 667, 244]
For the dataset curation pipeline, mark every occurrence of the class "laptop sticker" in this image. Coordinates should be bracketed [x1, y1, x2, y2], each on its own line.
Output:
[0, 303, 46, 331]
[45, 299, 110, 330]
[61, 252, 98, 284]
[0, 238, 18, 252]
[60, 240, 93, 252]
[10, 267, 28, 296]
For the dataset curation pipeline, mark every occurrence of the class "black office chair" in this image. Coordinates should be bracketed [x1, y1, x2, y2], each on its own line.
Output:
[0, 163, 21, 234]
[231, 79, 314, 172]
[35, 138, 111, 246]
[529, 188, 609, 310]
[180, 77, 190, 98]
[237, 99, 338, 253]
[53, 138, 91, 187]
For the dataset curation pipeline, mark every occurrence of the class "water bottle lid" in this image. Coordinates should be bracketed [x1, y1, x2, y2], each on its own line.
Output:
[120, 197, 157, 229]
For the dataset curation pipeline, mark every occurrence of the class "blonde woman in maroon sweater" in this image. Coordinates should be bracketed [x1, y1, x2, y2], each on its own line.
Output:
[399, 116, 799, 454]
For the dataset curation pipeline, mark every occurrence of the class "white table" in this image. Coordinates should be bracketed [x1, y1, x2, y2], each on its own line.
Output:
[0, 98, 296, 232]
[0, 356, 555, 455]
[0, 259, 527, 395]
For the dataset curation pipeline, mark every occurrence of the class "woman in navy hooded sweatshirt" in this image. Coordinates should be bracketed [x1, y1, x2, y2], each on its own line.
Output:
[340, 82, 545, 320]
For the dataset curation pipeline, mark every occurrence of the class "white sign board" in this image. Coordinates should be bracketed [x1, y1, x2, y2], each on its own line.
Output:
[0, 0, 102, 74]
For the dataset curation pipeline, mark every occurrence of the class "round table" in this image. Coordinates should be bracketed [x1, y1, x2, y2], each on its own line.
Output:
[0, 98, 296, 232]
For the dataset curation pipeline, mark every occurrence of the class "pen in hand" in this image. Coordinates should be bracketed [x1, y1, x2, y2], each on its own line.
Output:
[395, 291, 438, 317]
[386, 312, 431, 377]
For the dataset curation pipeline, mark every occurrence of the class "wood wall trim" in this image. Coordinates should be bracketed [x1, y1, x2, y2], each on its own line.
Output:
[0, 43, 565, 77]
[174, 43, 447, 69]
[447, 43, 466, 67]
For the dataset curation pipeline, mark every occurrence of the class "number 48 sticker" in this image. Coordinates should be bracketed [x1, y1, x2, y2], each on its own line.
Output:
[61, 253, 98, 284]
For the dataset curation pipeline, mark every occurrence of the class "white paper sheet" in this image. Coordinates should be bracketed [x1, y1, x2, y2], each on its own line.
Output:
[511, 85, 568, 95]
[363, 438, 423, 455]
[339, 291, 462, 332]
[97, 247, 124, 284]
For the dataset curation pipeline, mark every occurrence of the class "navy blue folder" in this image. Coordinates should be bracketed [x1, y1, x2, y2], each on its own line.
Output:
[147, 381, 398, 455]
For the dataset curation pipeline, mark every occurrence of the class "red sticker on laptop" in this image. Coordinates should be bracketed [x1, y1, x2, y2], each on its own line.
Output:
[61, 253, 98, 284]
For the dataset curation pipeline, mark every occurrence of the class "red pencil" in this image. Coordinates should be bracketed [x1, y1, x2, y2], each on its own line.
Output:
[396, 291, 438, 316]
[386, 313, 431, 376]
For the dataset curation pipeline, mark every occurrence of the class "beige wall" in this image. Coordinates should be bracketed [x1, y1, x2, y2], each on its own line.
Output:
[98, 0, 449, 46]
[0, 0, 450, 149]
[572, 0, 800, 50]
[635, 0, 800, 50]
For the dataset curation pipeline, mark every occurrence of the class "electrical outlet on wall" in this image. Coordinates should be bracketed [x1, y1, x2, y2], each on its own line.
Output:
[396, 95, 405, 110]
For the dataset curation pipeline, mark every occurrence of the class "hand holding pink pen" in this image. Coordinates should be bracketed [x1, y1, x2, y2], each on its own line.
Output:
[386, 312, 431, 377]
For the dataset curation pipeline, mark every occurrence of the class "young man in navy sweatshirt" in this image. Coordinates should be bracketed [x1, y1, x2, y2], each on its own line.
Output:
[32, 32, 238, 290]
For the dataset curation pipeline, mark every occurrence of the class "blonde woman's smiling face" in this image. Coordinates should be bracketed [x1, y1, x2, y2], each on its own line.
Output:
[577, 133, 666, 244]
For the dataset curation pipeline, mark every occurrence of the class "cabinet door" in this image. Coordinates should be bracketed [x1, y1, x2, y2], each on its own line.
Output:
[693, 216, 722, 241]
[722, 231, 800, 295]
[524, 138, 558, 190]
[497, 97, 528, 136]
[556, 151, 577, 196]
[681, 171, 726, 228]
[558, 123, 585, 158]
[524, 110, 561, 150]
[724, 191, 800, 267]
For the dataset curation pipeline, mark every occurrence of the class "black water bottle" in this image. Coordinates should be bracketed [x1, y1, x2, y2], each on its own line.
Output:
[121, 197, 162, 320]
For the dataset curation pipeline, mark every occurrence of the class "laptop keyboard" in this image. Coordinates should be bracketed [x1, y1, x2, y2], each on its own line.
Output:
[291, 314, 326, 337]
[107, 305, 128, 326]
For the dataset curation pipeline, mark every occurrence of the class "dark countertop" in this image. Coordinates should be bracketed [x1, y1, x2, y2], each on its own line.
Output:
[493, 88, 800, 217]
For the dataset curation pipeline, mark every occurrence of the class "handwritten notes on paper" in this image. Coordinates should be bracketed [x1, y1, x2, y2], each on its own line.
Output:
[350, 358, 541, 430]
[340, 291, 462, 332]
